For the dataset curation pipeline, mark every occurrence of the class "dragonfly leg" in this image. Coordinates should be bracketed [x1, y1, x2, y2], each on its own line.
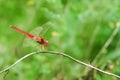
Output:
[41, 45, 46, 51]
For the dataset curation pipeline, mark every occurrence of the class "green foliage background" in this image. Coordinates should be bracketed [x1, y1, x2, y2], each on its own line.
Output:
[0, 0, 120, 80]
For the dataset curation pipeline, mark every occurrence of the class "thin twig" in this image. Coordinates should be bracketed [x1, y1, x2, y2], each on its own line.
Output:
[86, 25, 100, 56]
[0, 51, 120, 79]
[92, 22, 120, 64]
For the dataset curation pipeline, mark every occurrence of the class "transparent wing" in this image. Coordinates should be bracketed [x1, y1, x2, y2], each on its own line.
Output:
[38, 22, 51, 36]
[23, 22, 51, 47]
[30, 27, 43, 36]
[23, 38, 36, 47]
[23, 27, 43, 47]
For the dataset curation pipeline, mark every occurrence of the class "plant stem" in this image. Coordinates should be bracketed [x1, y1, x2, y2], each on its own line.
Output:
[0, 51, 120, 79]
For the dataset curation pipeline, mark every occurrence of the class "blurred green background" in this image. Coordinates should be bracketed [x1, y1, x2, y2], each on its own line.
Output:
[0, 0, 120, 80]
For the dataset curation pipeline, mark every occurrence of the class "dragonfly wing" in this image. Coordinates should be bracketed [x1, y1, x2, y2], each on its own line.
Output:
[23, 22, 52, 48]
[23, 27, 43, 47]
[23, 37, 31, 47]
[39, 22, 52, 36]
[30, 27, 43, 36]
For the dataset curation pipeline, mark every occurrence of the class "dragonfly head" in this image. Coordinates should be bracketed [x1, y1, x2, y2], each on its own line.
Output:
[45, 41, 49, 46]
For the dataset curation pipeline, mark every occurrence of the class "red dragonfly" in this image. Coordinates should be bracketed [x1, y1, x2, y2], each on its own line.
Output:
[10, 26, 49, 50]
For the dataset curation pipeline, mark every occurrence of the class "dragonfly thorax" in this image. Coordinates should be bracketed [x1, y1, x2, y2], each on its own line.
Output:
[34, 36, 45, 44]
[34, 36, 49, 46]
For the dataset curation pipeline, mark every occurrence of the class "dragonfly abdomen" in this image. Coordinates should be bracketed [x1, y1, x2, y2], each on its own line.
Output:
[11, 26, 35, 39]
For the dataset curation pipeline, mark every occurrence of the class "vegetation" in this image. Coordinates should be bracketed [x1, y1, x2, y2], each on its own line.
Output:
[0, 0, 120, 80]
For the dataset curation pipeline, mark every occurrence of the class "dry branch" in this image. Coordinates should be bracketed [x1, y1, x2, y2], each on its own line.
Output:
[0, 51, 120, 79]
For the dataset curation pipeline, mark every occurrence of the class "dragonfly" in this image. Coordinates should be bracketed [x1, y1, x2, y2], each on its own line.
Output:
[10, 26, 49, 50]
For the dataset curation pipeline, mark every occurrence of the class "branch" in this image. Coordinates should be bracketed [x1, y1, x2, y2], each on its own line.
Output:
[0, 51, 120, 79]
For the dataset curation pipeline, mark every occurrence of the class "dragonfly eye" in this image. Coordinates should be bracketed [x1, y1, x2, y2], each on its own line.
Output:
[45, 41, 49, 46]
